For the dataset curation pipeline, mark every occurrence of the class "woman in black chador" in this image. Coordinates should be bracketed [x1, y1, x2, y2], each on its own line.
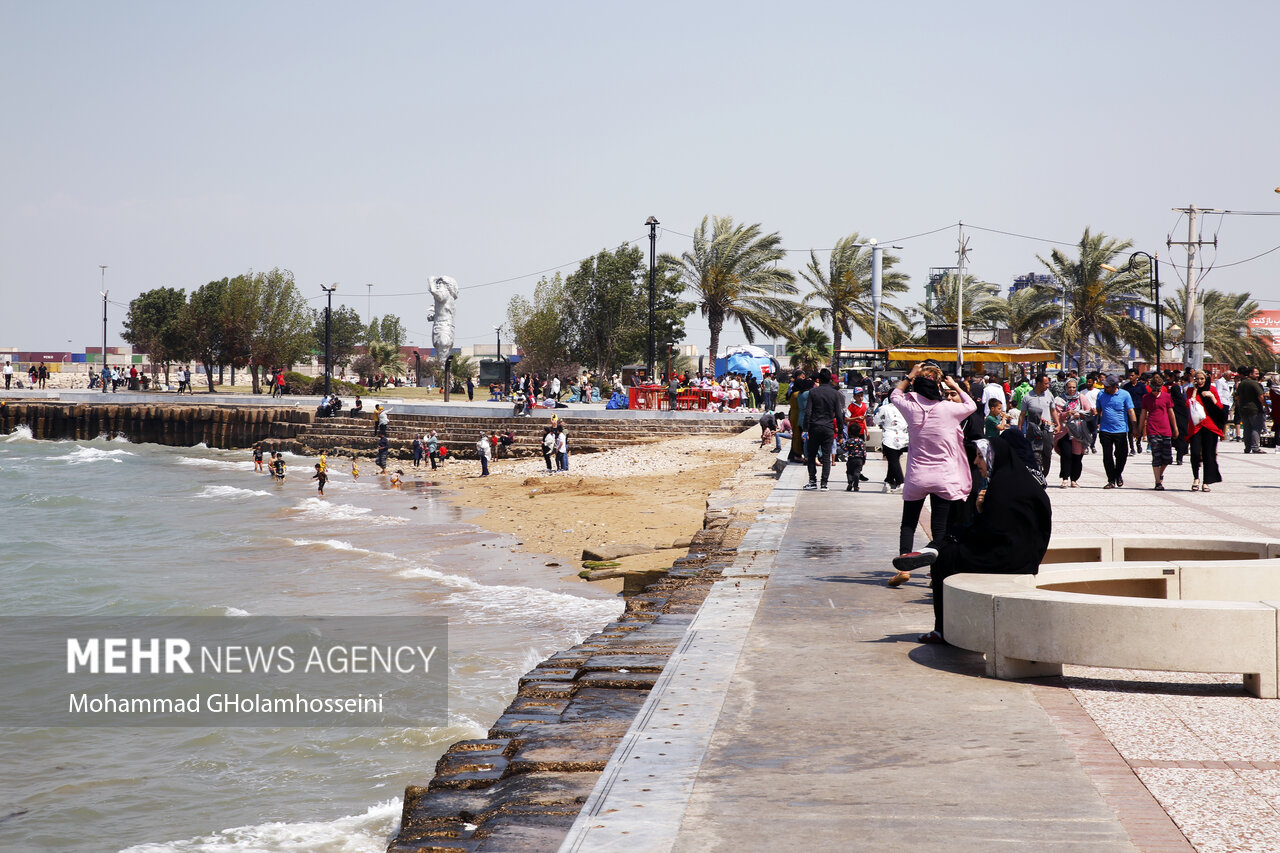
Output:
[906, 428, 1053, 644]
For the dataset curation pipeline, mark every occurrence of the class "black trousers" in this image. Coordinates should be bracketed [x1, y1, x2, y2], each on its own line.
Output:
[1056, 435, 1083, 482]
[806, 428, 835, 485]
[1190, 430, 1222, 484]
[930, 547, 1034, 634]
[899, 495, 961, 556]
[845, 457, 864, 486]
[882, 446, 905, 487]
[1100, 431, 1128, 484]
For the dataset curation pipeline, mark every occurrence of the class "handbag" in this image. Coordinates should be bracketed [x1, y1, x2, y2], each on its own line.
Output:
[1189, 396, 1207, 426]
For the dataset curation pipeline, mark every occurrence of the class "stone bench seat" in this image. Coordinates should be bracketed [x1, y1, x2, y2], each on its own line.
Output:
[942, 535, 1280, 698]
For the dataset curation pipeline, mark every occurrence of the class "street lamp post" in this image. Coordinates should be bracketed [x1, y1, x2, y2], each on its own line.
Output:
[646, 216, 659, 381]
[99, 265, 108, 394]
[494, 325, 505, 395]
[321, 284, 337, 396]
[1131, 251, 1161, 368]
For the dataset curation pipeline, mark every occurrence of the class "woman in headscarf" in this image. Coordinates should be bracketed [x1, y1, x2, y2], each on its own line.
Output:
[787, 370, 812, 462]
[887, 362, 977, 587]
[1188, 369, 1226, 492]
[1052, 377, 1093, 488]
[912, 428, 1053, 643]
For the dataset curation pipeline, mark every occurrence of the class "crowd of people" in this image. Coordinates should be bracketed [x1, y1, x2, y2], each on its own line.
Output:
[776, 359, 1279, 646]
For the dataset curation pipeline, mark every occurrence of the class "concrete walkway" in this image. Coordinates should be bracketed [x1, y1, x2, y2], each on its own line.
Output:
[561, 454, 1223, 852]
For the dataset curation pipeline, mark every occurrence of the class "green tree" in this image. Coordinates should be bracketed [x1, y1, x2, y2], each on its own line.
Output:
[363, 314, 406, 347]
[800, 233, 910, 367]
[915, 274, 1005, 327]
[990, 286, 1062, 349]
[121, 287, 188, 383]
[507, 273, 571, 375]
[1161, 289, 1274, 369]
[563, 244, 648, 374]
[312, 304, 366, 376]
[1037, 229, 1153, 370]
[786, 325, 832, 373]
[249, 268, 313, 393]
[661, 215, 797, 366]
[179, 278, 231, 392]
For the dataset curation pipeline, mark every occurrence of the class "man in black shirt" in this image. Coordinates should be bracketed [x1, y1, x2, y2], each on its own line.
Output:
[802, 368, 847, 491]
[1236, 365, 1267, 454]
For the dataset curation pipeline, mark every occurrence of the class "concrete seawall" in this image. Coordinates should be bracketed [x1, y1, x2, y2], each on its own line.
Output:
[0, 400, 311, 448]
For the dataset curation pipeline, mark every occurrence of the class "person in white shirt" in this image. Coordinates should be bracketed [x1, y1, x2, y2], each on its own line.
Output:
[476, 432, 491, 476]
[980, 375, 1006, 412]
[874, 398, 909, 493]
[2, 361, 11, 390]
[1215, 372, 1236, 440]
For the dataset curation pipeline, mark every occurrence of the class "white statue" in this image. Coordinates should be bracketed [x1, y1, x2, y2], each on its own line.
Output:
[427, 275, 459, 362]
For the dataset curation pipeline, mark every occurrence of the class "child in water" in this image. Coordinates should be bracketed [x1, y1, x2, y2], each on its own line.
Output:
[253, 442, 264, 472]
[312, 463, 327, 495]
[318, 453, 328, 474]
[389, 469, 403, 487]
[273, 453, 286, 481]
[351, 458, 360, 480]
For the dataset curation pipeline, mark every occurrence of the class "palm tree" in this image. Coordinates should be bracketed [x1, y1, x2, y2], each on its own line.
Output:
[992, 286, 1061, 349]
[914, 274, 1004, 327]
[1161, 289, 1274, 369]
[1037, 228, 1153, 370]
[785, 325, 832, 373]
[800, 233, 910, 368]
[661, 215, 798, 366]
[367, 341, 406, 377]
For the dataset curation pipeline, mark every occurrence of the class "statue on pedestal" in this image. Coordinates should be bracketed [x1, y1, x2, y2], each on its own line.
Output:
[427, 275, 459, 362]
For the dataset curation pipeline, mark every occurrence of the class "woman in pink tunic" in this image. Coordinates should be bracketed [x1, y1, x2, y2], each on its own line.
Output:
[887, 363, 977, 586]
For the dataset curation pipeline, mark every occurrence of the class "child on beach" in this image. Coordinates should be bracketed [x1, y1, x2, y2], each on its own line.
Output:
[351, 459, 360, 480]
[389, 469, 403, 487]
[312, 463, 327, 495]
[845, 422, 867, 492]
[253, 443, 264, 472]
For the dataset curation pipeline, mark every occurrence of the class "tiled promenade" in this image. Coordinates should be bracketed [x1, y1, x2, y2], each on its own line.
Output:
[561, 440, 1280, 853]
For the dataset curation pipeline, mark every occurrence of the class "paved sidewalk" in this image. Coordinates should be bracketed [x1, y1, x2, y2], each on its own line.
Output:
[563, 460, 1204, 852]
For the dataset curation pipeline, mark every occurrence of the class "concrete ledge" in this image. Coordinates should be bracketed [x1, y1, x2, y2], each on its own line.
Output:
[944, 535, 1280, 697]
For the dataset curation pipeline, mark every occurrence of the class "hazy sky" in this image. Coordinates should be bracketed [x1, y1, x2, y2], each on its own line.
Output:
[3, 1, 1278, 355]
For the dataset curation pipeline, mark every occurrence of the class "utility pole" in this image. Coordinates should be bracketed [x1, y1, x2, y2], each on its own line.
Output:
[1168, 205, 1219, 370]
[646, 216, 659, 381]
[99, 265, 108, 394]
[955, 224, 969, 373]
[321, 284, 337, 396]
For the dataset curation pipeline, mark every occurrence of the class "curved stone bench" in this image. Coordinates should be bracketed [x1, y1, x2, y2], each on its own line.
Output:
[943, 535, 1280, 698]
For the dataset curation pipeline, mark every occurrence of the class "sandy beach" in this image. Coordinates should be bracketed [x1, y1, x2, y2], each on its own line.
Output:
[418, 428, 767, 586]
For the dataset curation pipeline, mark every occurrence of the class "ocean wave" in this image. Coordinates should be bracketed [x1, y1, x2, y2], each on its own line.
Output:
[4, 424, 34, 442]
[47, 446, 135, 465]
[397, 564, 622, 626]
[223, 606, 251, 618]
[118, 797, 400, 853]
[285, 538, 373, 554]
[176, 456, 254, 471]
[195, 485, 271, 500]
[292, 498, 406, 526]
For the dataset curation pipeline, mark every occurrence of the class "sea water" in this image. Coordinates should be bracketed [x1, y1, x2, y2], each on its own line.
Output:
[0, 427, 622, 852]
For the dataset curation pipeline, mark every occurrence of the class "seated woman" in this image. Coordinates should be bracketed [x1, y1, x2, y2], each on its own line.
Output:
[897, 428, 1052, 644]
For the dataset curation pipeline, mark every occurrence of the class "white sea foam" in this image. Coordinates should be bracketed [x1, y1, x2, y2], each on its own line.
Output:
[118, 797, 400, 853]
[176, 456, 254, 471]
[196, 485, 271, 500]
[286, 538, 372, 554]
[397, 563, 622, 626]
[293, 498, 406, 526]
[48, 445, 135, 464]
[4, 424, 34, 442]
[223, 606, 251, 618]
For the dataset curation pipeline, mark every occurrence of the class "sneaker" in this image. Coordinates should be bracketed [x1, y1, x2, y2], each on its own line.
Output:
[819, 484, 829, 491]
[893, 547, 938, 572]
[882, 482, 891, 494]
[802, 482, 818, 490]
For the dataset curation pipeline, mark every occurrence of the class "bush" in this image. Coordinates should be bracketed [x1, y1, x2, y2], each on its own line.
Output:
[282, 371, 314, 395]
[310, 376, 365, 396]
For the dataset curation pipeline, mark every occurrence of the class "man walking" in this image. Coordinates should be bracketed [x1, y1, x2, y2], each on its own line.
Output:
[1121, 369, 1148, 454]
[1019, 373, 1058, 476]
[2, 360, 10, 390]
[1139, 373, 1177, 489]
[802, 368, 846, 491]
[1096, 374, 1136, 488]
[1236, 365, 1267, 454]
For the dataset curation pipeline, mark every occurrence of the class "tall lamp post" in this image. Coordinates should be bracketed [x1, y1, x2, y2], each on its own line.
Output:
[1104, 253, 1161, 368]
[494, 325, 506, 394]
[99, 265, 108, 394]
[646, 216, 659, 380]
[320, 284, 337, 396]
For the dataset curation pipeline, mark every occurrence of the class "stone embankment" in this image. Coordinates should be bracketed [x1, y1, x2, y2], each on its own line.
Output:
[0, 400, 310, 448]
[389, 449, 780, 853]
[289, 412, 752, 460]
